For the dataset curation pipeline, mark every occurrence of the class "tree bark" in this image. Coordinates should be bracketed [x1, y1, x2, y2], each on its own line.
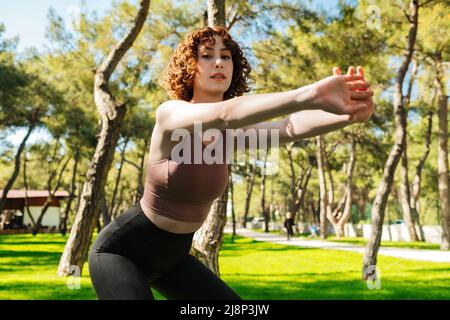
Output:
[243, 163, 257, 228]
[410, 111, 433, 242]
[190, 170, 229, 276]
[61, 151, 80, 236]
[22, 149, 36, 229]
[328, 136, 357, 238]
[57, 0, 151, 277]
[399, 141, 419, 241]
[113, 184, 126, 219]
[109, 138, 129, 219]
[229, 167, 237, 242]
[134, 135, 150, 204]
[207, 0, 226, 28]
[0, 122, 36, 213]
[286, 142, 313, 228]
[434, 54, 450, 250]
[32, 155, 70, 235]
[363, 0, 419, 280]
[316, 135, 329, 239]
[261, 146, 269, 232]
[99, 189, 110, 229]
[399, 59, 419, 242]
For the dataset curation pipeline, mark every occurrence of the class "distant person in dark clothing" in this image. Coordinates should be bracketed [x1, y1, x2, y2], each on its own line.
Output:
[284, 212, 295, 240]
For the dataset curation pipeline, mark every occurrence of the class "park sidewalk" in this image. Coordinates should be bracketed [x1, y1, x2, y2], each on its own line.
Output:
[224, 227, 450, 263]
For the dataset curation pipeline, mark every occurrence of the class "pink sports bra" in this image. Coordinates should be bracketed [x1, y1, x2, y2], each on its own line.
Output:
[140, 130, 229, 223]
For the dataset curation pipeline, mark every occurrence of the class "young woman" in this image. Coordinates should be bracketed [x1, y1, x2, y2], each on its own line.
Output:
[88, 26, 373, 300]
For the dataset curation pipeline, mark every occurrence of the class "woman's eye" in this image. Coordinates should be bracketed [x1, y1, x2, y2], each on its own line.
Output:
[201, 55, 230, 60]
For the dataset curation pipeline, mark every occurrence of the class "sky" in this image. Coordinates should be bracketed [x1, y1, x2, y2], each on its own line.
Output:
[0, 0, 341, 52]
[0, 0, 117, 51]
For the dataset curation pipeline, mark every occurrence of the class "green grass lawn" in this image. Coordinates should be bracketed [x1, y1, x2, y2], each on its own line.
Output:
[1, 232, 449, 299]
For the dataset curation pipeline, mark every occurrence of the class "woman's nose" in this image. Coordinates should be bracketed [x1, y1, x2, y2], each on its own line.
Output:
[215, 59, 224, 67]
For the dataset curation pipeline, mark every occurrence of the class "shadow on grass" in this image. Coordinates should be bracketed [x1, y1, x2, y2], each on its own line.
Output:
[0, 240, 67, 246]
[0, 280, 97, 300]
[0, 249, 62, 259]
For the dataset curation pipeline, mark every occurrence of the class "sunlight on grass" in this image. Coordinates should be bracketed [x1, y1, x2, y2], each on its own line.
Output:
[0, 233, 449, 299]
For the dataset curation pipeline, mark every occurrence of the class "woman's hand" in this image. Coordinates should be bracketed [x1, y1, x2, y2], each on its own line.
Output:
[310, 68, 373, 118]
[333, 66, 375, 123]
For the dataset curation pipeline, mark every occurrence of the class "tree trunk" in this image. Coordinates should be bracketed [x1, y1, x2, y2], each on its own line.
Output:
[207, 0, 226, 28]
[110, 138, 129, 218]
[100, 188, 111, 228]
[399, 59, 419, 242]
[61, 151, 80, 236]
[22, 150, 36, 230]
[363, 0, 419, 280]
[286, 143, 311, 222]
[134, 135, 150, 204]
[113, 184, 126, 219]
[190, 172, 229, 276]
[57, 0, 151, 277]
[230, 167, 236, 242]
[316, 135, 328, 239]
[410, 111, 433, 242]
[330, 137, 357, 239]
[434, 55, 450, 250]
[32, 156, 70, 235]
[261, 146, 269, 232]
[243, 163, 256, 228]
[296, 168, 312, 228]
[399, 143, 419, 241]
[0, 123, 35, 213]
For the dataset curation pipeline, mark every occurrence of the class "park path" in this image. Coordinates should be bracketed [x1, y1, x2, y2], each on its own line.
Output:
[224, 227, 450, 264]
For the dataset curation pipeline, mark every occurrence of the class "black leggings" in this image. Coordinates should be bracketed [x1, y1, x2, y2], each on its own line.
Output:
[88, 203, 241, 300]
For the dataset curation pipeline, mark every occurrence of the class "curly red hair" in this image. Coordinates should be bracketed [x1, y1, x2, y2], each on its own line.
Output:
[160, 26, 254, 102]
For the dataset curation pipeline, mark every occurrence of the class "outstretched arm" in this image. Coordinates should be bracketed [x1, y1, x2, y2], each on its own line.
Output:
[235, 66, 374, 144]
[283, 109, 353, 141]
[156, 73, 371, 135]
[281, 66, 374, 142]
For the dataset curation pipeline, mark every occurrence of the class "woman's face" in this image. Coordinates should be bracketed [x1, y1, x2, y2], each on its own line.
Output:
[192, 35, 233, 99]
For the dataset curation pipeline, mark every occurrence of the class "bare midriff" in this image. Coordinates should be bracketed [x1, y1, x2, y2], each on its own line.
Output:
[140, 199, 204, 234]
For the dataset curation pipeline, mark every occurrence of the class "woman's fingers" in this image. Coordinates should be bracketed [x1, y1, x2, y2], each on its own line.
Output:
[357, 66, 364, 77]
[334, 66, 365, 83]
[347, 66, 355, 76]
[343, 74, 364, 82]
[354, 66, 367, 90]
[349, 81, 370, 91]
[345, 65, 370, 91]
[350, 89, 373, 100]
[347, 102, 368, 115]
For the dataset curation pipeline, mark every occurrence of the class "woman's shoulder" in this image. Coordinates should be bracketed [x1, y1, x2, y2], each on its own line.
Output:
[159, 99, 191, 109]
